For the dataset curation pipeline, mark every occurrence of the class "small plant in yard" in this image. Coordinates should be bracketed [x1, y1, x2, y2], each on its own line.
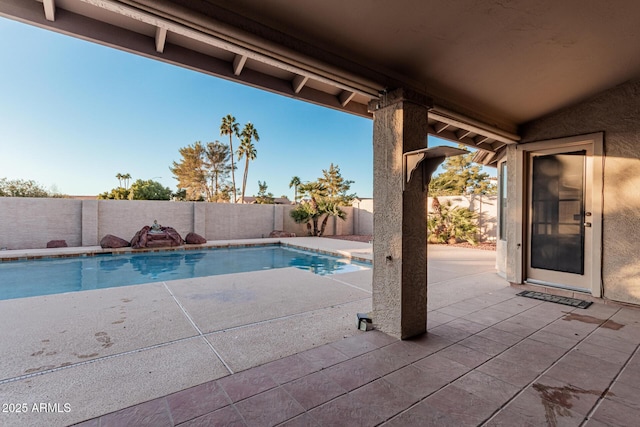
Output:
[290, 164, 354, 236]
[427, 197, 479, 245]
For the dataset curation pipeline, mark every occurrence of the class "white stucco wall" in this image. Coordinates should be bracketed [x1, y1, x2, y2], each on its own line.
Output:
[516, 78, 640, 305]
[502, 145, 519, 281]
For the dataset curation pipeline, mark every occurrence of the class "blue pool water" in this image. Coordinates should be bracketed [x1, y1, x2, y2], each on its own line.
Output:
[0, 245, 370, 301]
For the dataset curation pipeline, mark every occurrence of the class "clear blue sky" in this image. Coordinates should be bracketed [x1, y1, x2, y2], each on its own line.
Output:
[0, 16, 476, 199]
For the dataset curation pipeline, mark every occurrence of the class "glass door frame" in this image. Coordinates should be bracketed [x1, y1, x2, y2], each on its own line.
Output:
[514, 133, 603, 296]
[527, 146, 590, 289]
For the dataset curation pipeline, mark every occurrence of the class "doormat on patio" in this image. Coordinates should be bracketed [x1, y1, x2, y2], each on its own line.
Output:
[517, 291, 593, 309]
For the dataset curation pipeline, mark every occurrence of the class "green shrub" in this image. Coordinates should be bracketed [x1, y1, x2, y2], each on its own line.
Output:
[427, 198, 478, 244]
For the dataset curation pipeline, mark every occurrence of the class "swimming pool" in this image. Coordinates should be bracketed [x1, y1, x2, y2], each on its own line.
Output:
[0, 245, 370, 300]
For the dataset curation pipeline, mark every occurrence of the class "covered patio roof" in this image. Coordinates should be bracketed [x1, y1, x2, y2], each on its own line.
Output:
[5, 1, 640, 163]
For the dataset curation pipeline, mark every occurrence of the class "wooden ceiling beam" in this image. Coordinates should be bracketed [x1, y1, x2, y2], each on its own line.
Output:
[155, 26, 167, 53]
[339, 90, 356, 107]
[43, 0, 55, 21]
[292, 75, 309, 94]
[233, 54, 248, 76]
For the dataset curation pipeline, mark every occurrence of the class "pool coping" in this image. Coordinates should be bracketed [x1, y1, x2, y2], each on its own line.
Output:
[0, 238, 373, 264]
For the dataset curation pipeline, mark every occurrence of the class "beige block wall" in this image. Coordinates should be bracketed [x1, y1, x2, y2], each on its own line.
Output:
[519, 78, 640, 305]
[0, 198, 381, 249]
[351, 197, 497, 240]
[352, 199, 374, 236]
[98, 200, 194, 243]
[338, 206, 355, 235]
[281, 205, 355, 237]
[0, 196, 493, 250]
[0, 198, 82, 250]
[205, 203, 278, 240]
[281, 205, 311, 236]
[428, 195, 498, 242]
[82, 200, 99, 246]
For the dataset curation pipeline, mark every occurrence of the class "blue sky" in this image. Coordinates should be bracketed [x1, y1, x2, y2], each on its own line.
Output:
[0, 16, 468, 199]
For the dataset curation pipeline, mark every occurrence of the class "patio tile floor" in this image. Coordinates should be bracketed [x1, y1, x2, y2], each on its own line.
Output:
[76, 291, 640, 427]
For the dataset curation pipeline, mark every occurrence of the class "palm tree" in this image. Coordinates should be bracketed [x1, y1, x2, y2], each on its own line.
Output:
[318, 200, 347, 237]
[122, 173, 132, 190]
[238, 122, 259, 203]
[296, 181, 328, 236]
[220, 114, 240, 202]
[237, 137, 257, 203]
[116, 173, 123, 188]
[289, 176, 301, 203]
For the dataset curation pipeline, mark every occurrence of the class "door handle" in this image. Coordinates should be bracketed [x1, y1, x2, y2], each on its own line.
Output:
[583, 222, 592, 227]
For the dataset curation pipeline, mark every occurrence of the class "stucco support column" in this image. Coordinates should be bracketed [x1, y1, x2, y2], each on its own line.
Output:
[369, 88, 431, 339]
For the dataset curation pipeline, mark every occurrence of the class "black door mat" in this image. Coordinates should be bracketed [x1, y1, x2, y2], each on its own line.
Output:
[517, 290, 593, 309]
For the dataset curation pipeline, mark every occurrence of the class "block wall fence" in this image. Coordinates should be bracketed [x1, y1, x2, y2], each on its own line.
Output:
[0, 196, 494, 250]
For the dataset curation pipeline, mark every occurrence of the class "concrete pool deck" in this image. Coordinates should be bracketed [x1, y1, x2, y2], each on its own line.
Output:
[2, 238, 639, 426]
[0, 237, 376, 426]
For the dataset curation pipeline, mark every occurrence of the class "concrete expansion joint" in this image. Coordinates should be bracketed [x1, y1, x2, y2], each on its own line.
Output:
[162, 282, 234, 374]
[201, 297, 373, 337]
[0, 334, 202, 386]
[328, 276, 372, 294]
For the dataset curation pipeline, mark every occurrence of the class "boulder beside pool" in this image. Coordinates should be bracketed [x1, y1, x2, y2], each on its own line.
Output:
[185, 232, 206, 244]
[100, 234, 131, 249]
[130, 225, 183, 249]
[46, 240, 67, 248]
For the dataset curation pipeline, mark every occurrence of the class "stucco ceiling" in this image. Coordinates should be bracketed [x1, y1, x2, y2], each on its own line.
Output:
[3, 0, 640, 151]
[200, 0, 640, 128]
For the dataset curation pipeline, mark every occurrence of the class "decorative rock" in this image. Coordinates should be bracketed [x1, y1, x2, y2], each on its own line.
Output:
[185, 232, 207, 244]
[268, 230, 296, 238]
[131, 225, 183, 249]
[46, 240, 67, 248]
[100, 234, 131, 249]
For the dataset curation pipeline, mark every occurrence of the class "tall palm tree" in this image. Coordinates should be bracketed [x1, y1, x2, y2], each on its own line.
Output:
[289, 176, 301, 203]
[237, 137, 257, 203]
[122, 173, 132, 190]
[116, 173, 123, 188]
[238, 122, 259, 203]
[220, 114, 240, 202]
